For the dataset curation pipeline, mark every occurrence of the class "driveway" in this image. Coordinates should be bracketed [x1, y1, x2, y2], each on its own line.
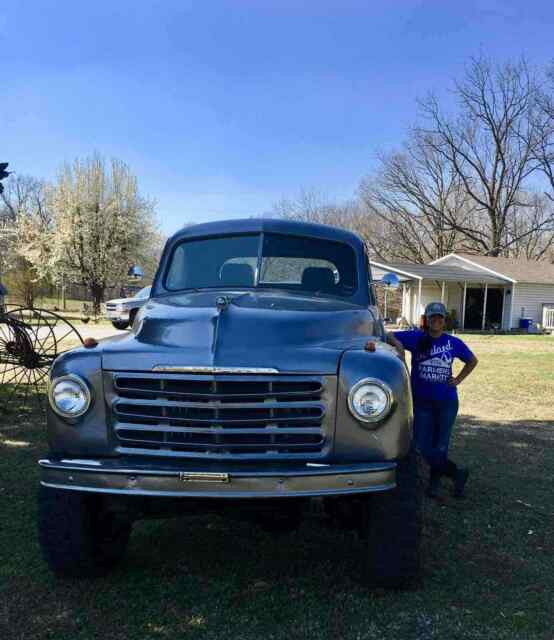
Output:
[76, 324, 128, 341]
[28, 322, 128, 349]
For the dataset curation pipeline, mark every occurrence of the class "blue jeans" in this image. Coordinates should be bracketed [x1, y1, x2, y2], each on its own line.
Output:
[413, 398, 459, 474]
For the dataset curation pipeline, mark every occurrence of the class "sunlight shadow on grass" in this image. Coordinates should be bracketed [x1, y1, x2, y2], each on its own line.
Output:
[0, 438, 31, 447]
[508, 441, 530, 449]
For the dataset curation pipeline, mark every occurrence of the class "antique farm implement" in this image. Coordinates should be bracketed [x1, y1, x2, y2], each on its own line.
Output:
[0, 306, 83, 415]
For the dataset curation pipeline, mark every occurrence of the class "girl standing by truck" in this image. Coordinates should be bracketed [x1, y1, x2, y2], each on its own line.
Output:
[383, 302, 478, 499]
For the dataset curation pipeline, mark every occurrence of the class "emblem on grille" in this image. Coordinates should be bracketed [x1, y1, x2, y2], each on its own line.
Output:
[216, 296, 229, 312]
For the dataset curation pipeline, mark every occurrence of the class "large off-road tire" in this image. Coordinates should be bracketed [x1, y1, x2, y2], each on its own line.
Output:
[128, 309, 138, 327]
[362, 446, 424, 589]
[38, 486, 132, 578]
[112, 320, 130, 330]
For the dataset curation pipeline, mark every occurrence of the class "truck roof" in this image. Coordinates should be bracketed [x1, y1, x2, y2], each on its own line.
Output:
[169, 218, 365, 252]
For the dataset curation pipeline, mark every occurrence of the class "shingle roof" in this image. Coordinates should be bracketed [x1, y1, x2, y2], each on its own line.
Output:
[371, 261, 508, 284]
[455, 254, 554, 285]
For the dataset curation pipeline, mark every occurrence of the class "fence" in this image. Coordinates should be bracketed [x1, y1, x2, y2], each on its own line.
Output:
[5, 281, 142, 311]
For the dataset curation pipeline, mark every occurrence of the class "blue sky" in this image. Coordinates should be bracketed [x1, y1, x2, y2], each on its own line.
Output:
[3, 1, 554, 235]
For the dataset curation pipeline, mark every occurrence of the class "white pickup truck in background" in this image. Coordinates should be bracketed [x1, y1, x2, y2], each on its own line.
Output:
[105, 285, 151, 329]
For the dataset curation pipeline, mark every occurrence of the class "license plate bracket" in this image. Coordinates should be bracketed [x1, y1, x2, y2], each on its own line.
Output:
[178, 471, 230, 483]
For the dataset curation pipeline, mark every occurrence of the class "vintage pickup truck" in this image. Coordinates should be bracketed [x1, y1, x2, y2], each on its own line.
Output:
[38, 218, 421, 587]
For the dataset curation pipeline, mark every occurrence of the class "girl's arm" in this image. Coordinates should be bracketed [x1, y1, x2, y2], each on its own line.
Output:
[448, 355, 478, 386]
[365, 331, 406, 361]
[385, 332, 406, 362]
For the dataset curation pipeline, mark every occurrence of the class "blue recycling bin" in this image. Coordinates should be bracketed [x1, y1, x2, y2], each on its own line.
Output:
[519, 318, 533, 330]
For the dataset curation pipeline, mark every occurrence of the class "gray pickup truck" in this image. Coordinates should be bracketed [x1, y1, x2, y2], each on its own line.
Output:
[38, 218, 421, 588]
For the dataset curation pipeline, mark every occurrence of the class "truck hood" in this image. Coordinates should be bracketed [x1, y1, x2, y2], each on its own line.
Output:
[100, 291, 379, 374]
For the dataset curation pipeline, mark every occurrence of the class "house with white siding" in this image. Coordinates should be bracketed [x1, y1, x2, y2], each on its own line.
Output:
[370, 253, 554, 331]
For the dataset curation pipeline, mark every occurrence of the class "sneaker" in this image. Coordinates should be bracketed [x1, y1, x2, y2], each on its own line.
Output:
[453, 468, 469, 498]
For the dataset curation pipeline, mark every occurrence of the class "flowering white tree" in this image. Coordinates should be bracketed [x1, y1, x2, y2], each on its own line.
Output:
[48, 154, 158, 314]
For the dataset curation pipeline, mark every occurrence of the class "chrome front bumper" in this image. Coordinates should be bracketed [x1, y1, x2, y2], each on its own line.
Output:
[39, 458, 397, 499]
[105, 310, 130, 321]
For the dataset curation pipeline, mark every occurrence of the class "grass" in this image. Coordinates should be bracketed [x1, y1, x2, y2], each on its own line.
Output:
[1, 335, 553, 639]
[455, 334, 554, 422]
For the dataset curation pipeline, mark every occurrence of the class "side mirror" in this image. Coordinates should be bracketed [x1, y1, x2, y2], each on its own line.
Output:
[127, 265, 145, 282]
[377, 272, 400, 289]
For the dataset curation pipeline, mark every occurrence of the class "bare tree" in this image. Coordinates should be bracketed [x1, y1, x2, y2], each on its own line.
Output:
[273, 57, 554, 265]
[271, 189, 335, 224]
[503, 192, 554, 259]
[533, 61, 554, 209]
[359, 130, 473, 263]
[0, 174, 50, 225]
[0, 175, 51, 305]
[417, 57, 553, 256]
[271, 188, 382, 257]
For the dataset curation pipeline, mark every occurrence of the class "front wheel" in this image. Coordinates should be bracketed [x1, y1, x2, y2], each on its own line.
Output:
[112, 320, 130, 330]
[38, 486, 132, 577]
[361, 446, 423, 589]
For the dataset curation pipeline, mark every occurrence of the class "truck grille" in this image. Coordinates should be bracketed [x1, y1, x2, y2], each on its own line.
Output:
[106, 373, 336, 460]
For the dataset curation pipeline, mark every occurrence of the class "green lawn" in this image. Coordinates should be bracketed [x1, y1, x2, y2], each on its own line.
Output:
[1, 335, 553, 640]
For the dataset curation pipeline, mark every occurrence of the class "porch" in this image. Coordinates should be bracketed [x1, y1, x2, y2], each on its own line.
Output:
[370, 261, 514, 330]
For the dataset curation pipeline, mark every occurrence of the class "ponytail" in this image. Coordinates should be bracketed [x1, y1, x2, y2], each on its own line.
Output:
[416, 315, 433, 358]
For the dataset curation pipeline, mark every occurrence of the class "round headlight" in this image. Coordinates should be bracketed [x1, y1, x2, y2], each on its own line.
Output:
[49, 375, 91, 418]
[348, 378, 393, 424]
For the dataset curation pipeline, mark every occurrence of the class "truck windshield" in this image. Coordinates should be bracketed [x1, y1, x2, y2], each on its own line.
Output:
[164, 233, 357, 298]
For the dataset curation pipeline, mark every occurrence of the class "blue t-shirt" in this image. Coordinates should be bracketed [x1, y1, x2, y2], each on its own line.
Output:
[393, 330, 475, 403]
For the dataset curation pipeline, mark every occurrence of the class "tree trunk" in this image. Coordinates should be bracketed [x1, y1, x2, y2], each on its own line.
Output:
[25, 287, 34, 309]
[90, 283, 105, 317]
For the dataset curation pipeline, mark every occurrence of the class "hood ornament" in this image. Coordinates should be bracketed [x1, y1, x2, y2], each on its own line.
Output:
[216, 296, 229, 313]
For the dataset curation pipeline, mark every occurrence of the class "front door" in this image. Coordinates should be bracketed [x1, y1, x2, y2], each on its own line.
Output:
[464, 287, 503, 329]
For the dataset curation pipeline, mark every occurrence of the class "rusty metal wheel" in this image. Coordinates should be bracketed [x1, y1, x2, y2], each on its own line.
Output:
[0, 308, 83, 417]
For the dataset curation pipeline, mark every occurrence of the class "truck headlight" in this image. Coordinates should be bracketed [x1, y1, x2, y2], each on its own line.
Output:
[348, 378, 393, 425]
[49, 375, 92, 418]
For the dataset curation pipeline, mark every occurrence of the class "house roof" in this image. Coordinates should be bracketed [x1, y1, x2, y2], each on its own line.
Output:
[451, 254, 554, 285]
[370, 260, 509, 285]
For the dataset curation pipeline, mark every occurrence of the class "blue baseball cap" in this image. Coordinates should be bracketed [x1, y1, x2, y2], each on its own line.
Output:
[425, 302, 447, 318]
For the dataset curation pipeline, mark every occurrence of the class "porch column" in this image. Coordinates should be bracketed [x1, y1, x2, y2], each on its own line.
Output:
[461, 282, 467, 329]
[401, 284, 406, 321]
[441, 281, 446, 304]
[416, 279, 422, 325]
[481, 283, 488, 330]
